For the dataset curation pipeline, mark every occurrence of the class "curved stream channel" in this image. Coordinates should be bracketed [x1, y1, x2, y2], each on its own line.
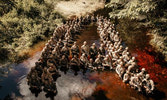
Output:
[0, 9, 167, 100]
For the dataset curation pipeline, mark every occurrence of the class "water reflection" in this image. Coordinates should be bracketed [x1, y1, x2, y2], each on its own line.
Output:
[0, 64, 27, 99]
[0, 19, 166, 100]
[0, 24, 100, 100]
[0, 52, 41, 99]
[0, 50, 97, 100]
[76, 23, 100, 47]
[19, 71, 96, 100]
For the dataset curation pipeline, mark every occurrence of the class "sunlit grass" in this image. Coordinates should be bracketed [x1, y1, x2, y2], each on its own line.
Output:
[55, 0, 105, 19]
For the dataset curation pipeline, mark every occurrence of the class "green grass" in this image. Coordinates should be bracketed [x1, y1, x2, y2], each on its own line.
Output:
[106, 0, 167, 61]
[0, 0, 64, 63]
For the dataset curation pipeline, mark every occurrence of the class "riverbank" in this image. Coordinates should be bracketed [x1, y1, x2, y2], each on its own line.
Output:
[0, 0, 64, 64]
[0, 3, 167, 100]
[105, 0, 167, 62]
[0, 0, 106, 64]
[55, 0, 105, 19]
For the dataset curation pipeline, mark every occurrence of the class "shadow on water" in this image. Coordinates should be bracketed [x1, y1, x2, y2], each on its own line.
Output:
[0, 21, 167, 100]
[86, 90, 109, 100]
[0, 23, 99, 100]
[76, 23, 100, 47]
[0, 64, 28, 99]
[149, 90, 166, 100]
[0, 52, 41, 99]
[115, 19, 167, 100]
[0, 7, 167, 100]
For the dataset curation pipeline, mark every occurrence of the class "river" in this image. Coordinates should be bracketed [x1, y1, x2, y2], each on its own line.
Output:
[0, 9, 167, 100]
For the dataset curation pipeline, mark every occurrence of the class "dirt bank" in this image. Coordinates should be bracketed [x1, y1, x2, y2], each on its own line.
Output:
[55, 0, 105, 19]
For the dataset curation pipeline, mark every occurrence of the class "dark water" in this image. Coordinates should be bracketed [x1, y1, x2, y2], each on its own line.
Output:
[0, 64, 27, 99]
[77, 23, 100, 47]
[0, 52, 40, 99]
[0, 11, 167, 100]
[0, 24, 100, 100]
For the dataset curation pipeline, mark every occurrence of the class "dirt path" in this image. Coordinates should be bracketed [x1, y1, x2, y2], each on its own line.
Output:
[55, 0, 105, 19]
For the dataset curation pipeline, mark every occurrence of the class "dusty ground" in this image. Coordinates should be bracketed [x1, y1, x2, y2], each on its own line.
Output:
[55, 0, 105, 19]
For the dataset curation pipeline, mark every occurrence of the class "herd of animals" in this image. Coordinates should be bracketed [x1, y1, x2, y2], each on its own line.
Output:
[27, 14, 155, 97]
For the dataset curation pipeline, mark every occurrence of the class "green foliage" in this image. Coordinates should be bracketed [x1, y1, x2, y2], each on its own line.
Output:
[106, 0, 167, 61]
[0, 0, 63, 63]
[0, 0, 15, 16]
[106, 0, 167, 30]
[106, 0, 158, 20]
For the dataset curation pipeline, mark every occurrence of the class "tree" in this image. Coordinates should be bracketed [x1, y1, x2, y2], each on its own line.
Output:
[0, 0, 63, 63]
[106, 0, 167, 61]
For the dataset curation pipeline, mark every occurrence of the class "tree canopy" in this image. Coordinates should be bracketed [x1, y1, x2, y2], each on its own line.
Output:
[0, 0, 63, 63]
[106, 0, 167, 60]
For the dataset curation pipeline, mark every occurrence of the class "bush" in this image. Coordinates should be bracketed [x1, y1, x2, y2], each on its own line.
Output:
[0, 0, 64, 63]
[106, 0, 167, 61]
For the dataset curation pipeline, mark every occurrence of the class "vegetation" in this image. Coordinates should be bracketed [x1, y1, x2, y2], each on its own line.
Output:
[0, 0, 64, 63]
[0, 0, 167, 63]
[106, 0, 167, 61]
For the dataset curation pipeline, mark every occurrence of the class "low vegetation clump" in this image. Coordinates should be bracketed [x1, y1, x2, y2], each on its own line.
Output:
[0, 0, 64, 63]
[106, 0, 167, 61]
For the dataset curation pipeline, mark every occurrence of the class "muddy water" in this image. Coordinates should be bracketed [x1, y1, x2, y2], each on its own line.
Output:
[0, 17, 167, 100]
[76, 23, 100, 47]
[0, 24, 100, 100]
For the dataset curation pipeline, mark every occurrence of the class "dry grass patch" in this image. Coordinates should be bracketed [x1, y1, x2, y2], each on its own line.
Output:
[55, 0, 105, 19]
